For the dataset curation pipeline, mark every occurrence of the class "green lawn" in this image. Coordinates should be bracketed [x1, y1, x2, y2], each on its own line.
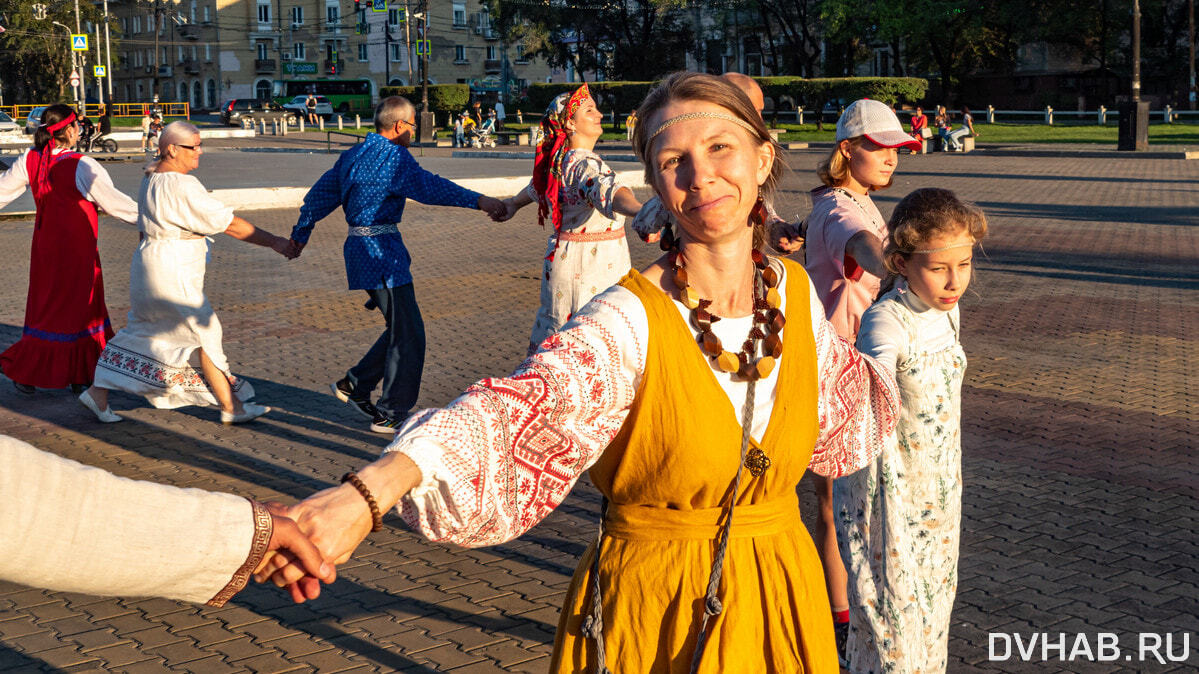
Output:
[598, 121, 1199, 145]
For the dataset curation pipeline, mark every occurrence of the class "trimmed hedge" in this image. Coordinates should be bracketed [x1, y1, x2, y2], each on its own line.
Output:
[379, 84, 470, 117]
[528, 76, 927, 123]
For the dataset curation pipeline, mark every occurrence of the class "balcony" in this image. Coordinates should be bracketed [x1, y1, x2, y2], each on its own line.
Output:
[483, 28, 499, 41]
[255, 59, 276, 73]
[484, 59, 501, 73]
[156, 65, 172, 77]
[324, 59, 344, 74]
[182, 59, 200, 74]
[177, 23, 200, 40]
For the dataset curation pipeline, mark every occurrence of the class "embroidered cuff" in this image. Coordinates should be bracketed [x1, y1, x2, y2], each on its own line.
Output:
[206, 499, 273, 607]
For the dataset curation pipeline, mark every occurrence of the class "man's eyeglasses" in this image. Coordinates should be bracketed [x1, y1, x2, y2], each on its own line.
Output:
[398, 119, 416, 129]
[177, 143, 202, 151]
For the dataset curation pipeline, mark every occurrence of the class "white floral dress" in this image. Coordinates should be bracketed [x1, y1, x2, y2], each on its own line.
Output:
[525, 148, 631, 350]
[834, 285, 965, 674]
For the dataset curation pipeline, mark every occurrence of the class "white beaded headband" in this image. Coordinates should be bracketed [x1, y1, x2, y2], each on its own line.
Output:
[908, 241, 976, 254]
[647, 111, 761, 144]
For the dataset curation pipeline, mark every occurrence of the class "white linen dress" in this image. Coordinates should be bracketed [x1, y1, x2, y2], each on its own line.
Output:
[526, 148, 632, 349]
[93, 172, 254, 408]
[834, 285, 966, 674]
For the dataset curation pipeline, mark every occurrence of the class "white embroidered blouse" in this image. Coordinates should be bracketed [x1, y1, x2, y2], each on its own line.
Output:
[524, 148, 625, 234]
[386, 263, 899, 548]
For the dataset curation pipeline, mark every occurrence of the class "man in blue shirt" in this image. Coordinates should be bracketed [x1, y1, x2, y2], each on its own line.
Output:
[290, 96, 505, 433]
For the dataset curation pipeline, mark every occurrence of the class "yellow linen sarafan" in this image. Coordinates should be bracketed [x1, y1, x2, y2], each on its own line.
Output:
[550, 258, 839, 673]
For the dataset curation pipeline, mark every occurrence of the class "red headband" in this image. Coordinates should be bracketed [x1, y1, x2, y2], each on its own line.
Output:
[44, 113, 77, 134]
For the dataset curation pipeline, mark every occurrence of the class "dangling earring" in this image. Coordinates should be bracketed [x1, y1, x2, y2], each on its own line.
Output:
[749, 190, 767, 228]
[659, 223, 675, 252]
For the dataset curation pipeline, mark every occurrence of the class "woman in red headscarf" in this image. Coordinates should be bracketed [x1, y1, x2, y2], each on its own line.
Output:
[496, 84, 645, 354]
[0, 104, 138, 394]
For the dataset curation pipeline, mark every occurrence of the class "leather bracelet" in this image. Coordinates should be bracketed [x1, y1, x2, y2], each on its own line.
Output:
[341, 472, 384, 532]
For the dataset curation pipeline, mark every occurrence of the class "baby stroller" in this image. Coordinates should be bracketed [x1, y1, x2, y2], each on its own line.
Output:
[471, 117, 497, 148]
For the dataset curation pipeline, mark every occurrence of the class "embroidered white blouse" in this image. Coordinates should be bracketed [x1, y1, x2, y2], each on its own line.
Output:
[385, 263, 899, 548]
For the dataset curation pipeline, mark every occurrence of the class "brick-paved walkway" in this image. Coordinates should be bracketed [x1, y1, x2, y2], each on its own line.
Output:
[0, 149, 1195, 672]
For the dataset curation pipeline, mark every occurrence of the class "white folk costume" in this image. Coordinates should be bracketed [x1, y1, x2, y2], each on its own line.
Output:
[0, 435, 271, 606]
[93, 172, 254, 408]
[835, 285, 966, 674]
[383, 259, 899, 672]
[527, 84, 632, 351]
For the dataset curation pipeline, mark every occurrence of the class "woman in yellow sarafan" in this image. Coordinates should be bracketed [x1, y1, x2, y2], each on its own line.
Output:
[264, 72, 899, 673]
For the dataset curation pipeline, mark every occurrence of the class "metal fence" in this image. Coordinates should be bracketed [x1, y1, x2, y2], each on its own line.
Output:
[761, 105, 1199, 126]
[0, 102, 190, 120]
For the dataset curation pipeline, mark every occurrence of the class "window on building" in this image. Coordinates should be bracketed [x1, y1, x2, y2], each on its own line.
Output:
[191, 45, 197, 60]
[358, 43, 368, 61]
[178, 45, 184, 62]
[256, 43, 268, 60]
[455, 45, 466, 62]
[203, 6, 210, 23]
[293, 42, 305, 59]
[452, 2, 465, 27]
[189, 1, 196, 23]
[515, 44, 527, 62]
[257, 3, 270, 24]
[204, 44, 211, 61]
[390, 43, 403, 63]
[327, 5, 339, 26]
[132, 16, 140, 33]
[388, 8, 401, 26]
[291, 6, 303, 25]
[486, 45, 497, 60]
[256, 79, 272, 100]
[207, 79, 217, 107]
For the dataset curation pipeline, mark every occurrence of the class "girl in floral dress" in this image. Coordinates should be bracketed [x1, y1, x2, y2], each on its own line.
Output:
[834, 187, 988, 673]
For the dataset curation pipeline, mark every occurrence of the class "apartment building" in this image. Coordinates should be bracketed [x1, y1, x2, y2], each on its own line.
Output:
[108, 0, 552, 110]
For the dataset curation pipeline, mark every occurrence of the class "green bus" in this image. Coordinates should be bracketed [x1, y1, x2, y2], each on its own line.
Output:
[272, 79, 373, 113]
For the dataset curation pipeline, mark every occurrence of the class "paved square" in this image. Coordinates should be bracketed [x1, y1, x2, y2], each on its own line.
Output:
[0, 148, 1196, 672]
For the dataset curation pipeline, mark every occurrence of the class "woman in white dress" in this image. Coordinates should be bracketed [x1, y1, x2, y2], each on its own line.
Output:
[80, 122, 296, 425]
[497, 84, 644, 353]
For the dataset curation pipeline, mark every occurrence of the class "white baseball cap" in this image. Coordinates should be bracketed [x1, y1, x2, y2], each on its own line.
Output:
[836, 99, 921, 151]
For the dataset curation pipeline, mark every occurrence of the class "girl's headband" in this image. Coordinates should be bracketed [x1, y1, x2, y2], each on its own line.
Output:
[43, 113, 77, 134]
[907, 241, 976, 254]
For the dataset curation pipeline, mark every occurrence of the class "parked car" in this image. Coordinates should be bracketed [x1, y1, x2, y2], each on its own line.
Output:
[23, 106, 47, 134]
[0, 111, 20, 134]
[281, 95, 333, 121]
[219, 98, 275, 126]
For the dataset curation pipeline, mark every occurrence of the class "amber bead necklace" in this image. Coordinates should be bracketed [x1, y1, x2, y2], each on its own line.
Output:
[665, 233, 785, 382]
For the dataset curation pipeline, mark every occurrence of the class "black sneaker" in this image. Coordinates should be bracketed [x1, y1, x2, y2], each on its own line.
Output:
[331, 378, 378, 420]
[834, 620, 849, 667]
[370, 413, 403, 434]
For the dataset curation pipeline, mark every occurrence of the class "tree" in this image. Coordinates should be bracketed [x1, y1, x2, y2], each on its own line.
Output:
[0, 0, 106, 103]
[491, 0, 693, 82]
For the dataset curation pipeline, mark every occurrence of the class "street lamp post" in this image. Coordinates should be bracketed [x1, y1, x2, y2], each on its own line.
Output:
[52, 21, 80, 109]
[1118, 0, 1149, 150]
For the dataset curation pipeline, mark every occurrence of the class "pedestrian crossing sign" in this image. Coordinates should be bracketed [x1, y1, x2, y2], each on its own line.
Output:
[71, 34, 88, 51]
[94, 65, 106, 77]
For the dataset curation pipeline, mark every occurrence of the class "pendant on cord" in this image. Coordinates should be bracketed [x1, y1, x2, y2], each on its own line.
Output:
[744, 447, 771, 477]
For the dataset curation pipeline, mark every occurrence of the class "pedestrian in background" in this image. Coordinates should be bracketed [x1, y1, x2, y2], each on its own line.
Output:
[141, 110, 153, 151]
[948, 106, 978, 150]
[837, 187, 987, 673]
[0, 104, 138, 395]
[306, 91, 319, 126]
[289, 96, 506, 434]
[802, 98, 921, 663]
[494, 98, 506, 130]
[84, 122, 290, 425]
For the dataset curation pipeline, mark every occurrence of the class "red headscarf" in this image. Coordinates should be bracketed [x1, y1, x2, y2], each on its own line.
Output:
[531, 83, 591, 260]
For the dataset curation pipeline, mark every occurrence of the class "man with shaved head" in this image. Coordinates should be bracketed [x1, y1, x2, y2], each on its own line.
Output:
[721, 72, 805, 255]
[290, 96, 506, 434]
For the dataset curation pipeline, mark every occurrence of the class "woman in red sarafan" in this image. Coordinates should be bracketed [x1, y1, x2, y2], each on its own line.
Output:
[0, 104, 138, 392]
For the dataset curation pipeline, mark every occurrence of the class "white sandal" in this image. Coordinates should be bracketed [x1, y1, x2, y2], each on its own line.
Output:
[221, 402, 270, 425]
[78, 390, 122, 423]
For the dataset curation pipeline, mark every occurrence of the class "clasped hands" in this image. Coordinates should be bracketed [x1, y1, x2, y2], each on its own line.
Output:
[269, 237, 307, 260]
[253, 482, 377, 602]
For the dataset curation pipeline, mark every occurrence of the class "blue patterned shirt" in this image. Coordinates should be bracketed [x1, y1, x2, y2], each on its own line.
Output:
[291, 133, 482, 290]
